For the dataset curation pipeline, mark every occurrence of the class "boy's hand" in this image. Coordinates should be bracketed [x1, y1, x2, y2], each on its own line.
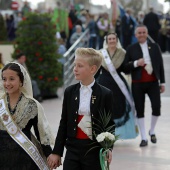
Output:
[107, 150, 112, 164]
[47, 154, 62, 169]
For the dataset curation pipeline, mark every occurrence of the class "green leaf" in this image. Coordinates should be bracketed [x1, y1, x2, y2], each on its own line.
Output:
[85, 145, 100, 156]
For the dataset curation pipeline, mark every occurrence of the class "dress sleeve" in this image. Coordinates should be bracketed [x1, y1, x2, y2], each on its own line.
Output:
[32, 115, 52, 157]
[24, 101, 52, 157]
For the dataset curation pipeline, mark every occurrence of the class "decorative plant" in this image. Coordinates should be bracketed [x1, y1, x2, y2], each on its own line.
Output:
[12, 13, 63, 97]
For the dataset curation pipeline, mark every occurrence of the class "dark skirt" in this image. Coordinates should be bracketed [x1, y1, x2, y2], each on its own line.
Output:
[96, 68, 131, 126]
[0, 130, 39, 170]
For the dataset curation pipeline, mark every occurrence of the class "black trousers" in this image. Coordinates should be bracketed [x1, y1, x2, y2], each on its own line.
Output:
[132, 81, 161, 118]
[63, 138, 101, 170]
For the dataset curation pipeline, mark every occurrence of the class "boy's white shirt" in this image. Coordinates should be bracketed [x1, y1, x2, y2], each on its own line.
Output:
[78, 80, 95, 140]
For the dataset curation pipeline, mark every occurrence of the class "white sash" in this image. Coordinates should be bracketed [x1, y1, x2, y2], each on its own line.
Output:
[101, 49, 135, 114]
[0, 99, 50, 170]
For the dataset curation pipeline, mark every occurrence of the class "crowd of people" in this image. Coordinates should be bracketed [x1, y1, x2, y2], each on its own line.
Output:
[0, 4, 167, 170]
[58, 6, 170, 54]
[1, 4, 170, 53]
[0, 1, 31, 41]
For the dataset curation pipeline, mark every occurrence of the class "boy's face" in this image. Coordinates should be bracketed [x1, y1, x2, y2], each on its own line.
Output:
[73, 55, 96, 85]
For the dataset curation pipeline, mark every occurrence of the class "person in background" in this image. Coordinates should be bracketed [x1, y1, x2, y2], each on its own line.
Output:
[0, 62, 54, 169]
[70, 25, 87, 48]
[136, 11, 145, 25]
[97, 13, 113, 49]
[14, 12, 23, 31]
[21, 1, 31, 17]
[143, 7, 161, 43]
[7, 14, 16, 41]
[57, 38, 67, 56]
[96, 32, 138, 140]
[87, 14, 97, 49]
[121, 8, 135, 49]
[47, 48, 115, 169]
[123, 25, 165, 147]
[15, 53, 43, 102]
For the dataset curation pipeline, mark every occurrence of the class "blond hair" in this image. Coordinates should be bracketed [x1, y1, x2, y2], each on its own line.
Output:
[75, 48, 102, 70]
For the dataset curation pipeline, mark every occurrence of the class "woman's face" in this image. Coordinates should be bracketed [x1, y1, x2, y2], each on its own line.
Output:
[2, 69, 22, 95]
[107, 34, 117, 48]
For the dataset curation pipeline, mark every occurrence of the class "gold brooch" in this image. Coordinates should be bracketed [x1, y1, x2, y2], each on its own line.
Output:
[92, 96, 96, 104]
[75, 97, 77, 100]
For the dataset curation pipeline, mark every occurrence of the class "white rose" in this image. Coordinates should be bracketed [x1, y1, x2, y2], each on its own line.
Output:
[96, 133, 105, 142]
[103, 132, 115, 141]
[108, 133, 115, 141]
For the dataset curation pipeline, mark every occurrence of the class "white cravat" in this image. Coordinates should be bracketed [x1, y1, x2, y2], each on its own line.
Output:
[140, 42, 153, 75]
[79, 81, 95, 115]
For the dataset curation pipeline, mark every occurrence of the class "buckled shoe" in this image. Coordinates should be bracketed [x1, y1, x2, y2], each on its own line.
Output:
[140, 140, 148, 147]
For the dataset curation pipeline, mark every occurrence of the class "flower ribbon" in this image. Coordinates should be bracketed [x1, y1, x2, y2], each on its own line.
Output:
[99, 148, 110, 170]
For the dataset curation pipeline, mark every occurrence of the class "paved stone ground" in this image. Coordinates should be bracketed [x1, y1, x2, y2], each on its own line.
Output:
[41, 54, 170, 170]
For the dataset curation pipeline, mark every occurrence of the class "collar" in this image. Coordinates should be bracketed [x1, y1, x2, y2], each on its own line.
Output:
[139, 41, 147, 46]
[80, 80, 95, 90]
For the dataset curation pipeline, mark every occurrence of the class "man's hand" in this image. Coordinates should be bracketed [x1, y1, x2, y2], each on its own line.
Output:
[137, 58, 145, 67]
[160, 85, 165, 93]
[47, 154, 62, 169]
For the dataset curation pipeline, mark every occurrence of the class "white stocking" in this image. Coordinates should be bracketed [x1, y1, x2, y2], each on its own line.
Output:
[137, 118, 147, 140]
[150, 115, 158, 135]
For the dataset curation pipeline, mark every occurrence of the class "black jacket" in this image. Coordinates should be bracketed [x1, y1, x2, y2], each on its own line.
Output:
[143, 12, 161, 31]
[52, 82, 115, 156]
[123, 42, 165, 84]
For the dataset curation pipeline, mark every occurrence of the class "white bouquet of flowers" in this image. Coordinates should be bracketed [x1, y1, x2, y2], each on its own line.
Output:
[86, 110, 119, 170]
[96, 132, 119, 170]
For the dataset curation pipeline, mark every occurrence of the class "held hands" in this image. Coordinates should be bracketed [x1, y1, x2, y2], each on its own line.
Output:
[137, 58, 145, 67]
[47, 154, 62, 169]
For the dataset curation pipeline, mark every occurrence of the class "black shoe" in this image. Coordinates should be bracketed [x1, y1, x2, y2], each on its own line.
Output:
[140, 140, 148, 147]
[149, 132, 157, 143]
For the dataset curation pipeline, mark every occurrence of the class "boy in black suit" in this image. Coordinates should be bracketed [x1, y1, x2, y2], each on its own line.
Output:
[47, 48, 115, 170]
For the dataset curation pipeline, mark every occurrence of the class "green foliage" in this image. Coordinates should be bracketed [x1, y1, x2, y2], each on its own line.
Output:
[0, 14, 7, 41]
[12, 13, 63, 94]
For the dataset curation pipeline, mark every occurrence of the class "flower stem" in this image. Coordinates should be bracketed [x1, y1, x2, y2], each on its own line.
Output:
[107, 161, 110, 170]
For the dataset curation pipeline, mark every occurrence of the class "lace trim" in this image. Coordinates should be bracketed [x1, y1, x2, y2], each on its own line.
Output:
[0, 96, 37, 130]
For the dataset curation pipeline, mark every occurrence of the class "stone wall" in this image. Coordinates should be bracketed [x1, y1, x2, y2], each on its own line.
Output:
[0, 45, 13, 64]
